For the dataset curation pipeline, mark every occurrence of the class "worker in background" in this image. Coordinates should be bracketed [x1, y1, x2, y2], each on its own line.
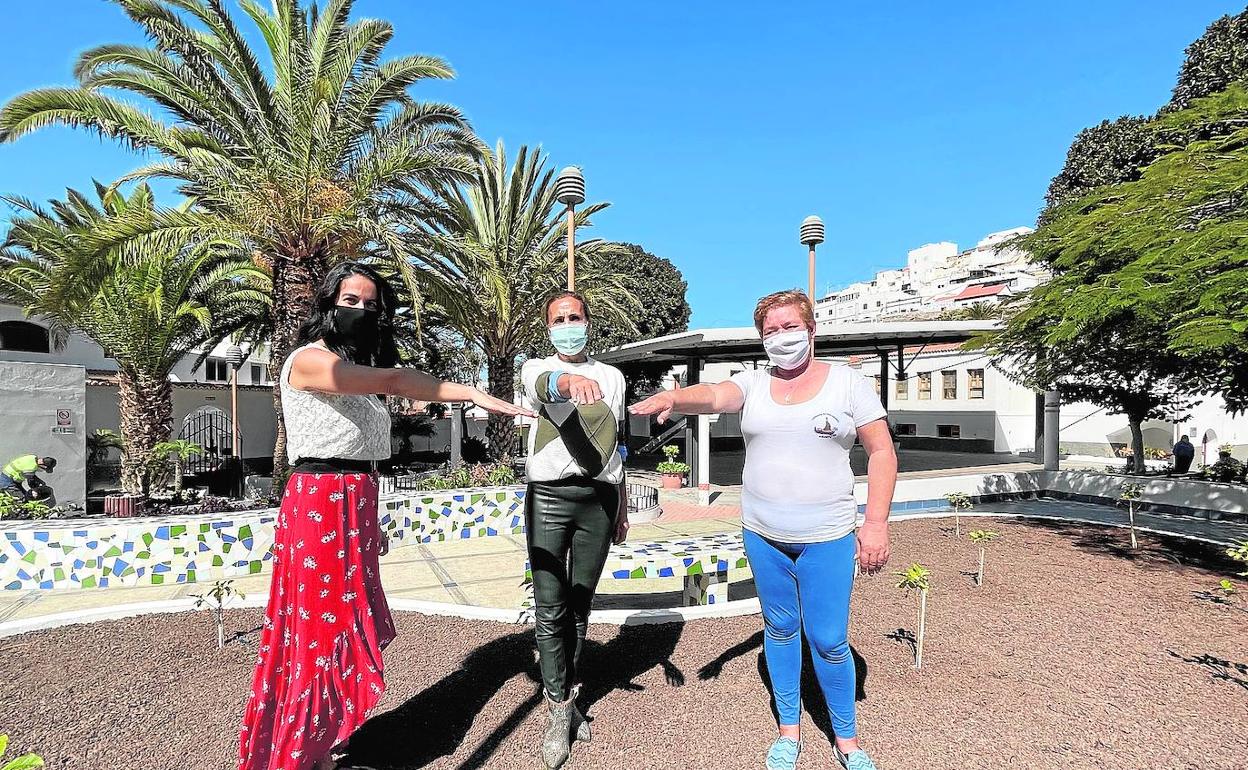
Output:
[0, 455, 57, 502]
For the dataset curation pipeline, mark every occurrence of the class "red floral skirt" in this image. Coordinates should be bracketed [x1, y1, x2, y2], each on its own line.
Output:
[238, 471, 396, 770]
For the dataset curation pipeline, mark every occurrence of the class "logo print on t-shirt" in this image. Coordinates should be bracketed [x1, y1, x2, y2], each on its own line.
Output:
[813, 413, 840, 438]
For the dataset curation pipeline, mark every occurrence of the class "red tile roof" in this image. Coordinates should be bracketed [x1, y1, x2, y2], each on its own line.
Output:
[951, 282, 1007, 301]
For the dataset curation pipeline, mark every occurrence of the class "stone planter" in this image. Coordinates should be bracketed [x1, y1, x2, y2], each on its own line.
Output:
[104, 494, 145, 518]
[661, 472, 685, 490]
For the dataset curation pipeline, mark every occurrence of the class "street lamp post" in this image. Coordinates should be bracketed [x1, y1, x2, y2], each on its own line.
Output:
[226, 344, 245, 459]
[800, 215, 825, 300]
[554, 166, 586, 290]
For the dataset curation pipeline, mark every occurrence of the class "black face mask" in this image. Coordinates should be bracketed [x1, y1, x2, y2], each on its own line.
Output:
[331, 305, 380, 360]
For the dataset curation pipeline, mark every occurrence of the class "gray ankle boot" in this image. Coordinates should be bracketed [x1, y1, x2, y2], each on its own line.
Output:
[569, 685, 590, 742]
[542, 688, 575, 769]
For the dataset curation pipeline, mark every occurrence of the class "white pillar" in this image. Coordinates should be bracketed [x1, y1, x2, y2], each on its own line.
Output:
[697, 414, 713, 505]
[1043, 390, 1060, 471]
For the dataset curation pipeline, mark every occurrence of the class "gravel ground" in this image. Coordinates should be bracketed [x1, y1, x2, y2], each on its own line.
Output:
[2, 517, 1245, 770]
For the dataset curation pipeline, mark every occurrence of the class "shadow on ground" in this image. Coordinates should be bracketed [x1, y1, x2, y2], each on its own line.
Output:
[697, 630, 869, 748]
[1018, 518, 1238, 575]
[340, 620, 685, 769]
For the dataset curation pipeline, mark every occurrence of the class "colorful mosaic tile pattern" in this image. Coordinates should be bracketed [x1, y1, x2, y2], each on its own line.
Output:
[606, 532, 748, 580]
[522, 531, 751, 606]
[379, 487, 527, 544]
[1, 487, 527, 591]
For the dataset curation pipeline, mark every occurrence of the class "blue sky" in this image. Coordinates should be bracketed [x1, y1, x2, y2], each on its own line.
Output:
[0, 1, 1242, 327]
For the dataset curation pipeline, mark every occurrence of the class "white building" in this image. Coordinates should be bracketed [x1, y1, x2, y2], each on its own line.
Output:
[0, 303, 280, 505]
[814, 227, 1045, 324]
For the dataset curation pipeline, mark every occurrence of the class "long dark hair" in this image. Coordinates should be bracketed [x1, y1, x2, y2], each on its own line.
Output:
[296, 262, 400, 368]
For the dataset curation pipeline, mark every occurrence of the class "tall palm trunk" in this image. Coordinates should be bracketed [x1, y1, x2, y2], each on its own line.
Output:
[486, 351, 517, 461]
[268, 242, 329, 481]
[117, 371, 173, 495]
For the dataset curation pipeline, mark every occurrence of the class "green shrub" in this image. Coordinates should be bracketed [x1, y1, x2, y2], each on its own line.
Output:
[0, 734, 44, 769]
[419, 463, 517, 491]
[657, 444, 690, 475]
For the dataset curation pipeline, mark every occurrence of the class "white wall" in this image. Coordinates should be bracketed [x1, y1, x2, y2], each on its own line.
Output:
[86, 384, 279, 460]
[0, 304, 271, 383]
[0, 361, 87, 505]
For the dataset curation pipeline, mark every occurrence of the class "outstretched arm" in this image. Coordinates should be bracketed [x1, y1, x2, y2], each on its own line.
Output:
[290, 347, 533, 417]
[628, 381, 745, 423]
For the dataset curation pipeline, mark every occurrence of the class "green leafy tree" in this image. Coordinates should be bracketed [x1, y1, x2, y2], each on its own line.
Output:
[586, 243, 690, 396]
[390, 411, 436, 457]
[1042, 115, 1159, 218]
[415, 142, 638, 460]
[0, 0, 481, 477]
[998, 87, 1248, 423]
[1170, 8, 1248, 110]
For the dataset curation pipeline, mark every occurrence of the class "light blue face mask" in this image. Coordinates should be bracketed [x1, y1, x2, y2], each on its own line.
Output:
[550, 322, 589, 356]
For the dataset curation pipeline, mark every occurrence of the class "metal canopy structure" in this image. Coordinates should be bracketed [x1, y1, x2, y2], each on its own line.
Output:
[595, 320, 1001, 366]
[597, 320, 1021, 499]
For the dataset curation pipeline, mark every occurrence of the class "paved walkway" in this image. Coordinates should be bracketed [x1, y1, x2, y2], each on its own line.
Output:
[2, 491, 1243, 631]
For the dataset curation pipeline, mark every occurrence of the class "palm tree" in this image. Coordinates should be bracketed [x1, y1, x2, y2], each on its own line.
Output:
[415, 143, 638, 459]
[0, 184, 268, 495]
[152, 439, 204, 494]
[0, 0, 481, 475]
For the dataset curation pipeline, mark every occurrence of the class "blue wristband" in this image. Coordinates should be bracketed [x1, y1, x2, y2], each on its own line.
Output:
[617, 445, 629, 462]
[547, 370, 568, 402]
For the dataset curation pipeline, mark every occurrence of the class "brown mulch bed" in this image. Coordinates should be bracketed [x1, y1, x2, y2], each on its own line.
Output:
[2, 518, 1244, 770]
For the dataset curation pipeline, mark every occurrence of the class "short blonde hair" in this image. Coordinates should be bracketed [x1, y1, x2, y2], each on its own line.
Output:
[753, 290, 815, 333]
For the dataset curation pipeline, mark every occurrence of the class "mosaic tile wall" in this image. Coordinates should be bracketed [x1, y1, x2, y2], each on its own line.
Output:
[523, 532, 751, 606]
[0, 486, 527, 591]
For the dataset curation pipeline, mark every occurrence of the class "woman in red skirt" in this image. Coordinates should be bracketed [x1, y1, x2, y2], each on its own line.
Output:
[238, 262, 531, 770]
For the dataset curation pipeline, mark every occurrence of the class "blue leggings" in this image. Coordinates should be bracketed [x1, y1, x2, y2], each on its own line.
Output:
[743, 528, 857, 737]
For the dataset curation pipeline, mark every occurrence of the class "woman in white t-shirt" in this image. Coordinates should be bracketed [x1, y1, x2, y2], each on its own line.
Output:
[631, 290, 897, 770]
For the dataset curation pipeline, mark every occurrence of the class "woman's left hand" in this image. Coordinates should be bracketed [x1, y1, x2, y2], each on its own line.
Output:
[856, 521, 890, 574]
[614, 511, 630, 545]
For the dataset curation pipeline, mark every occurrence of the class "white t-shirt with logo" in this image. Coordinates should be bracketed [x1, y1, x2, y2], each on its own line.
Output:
[729, 364, 887, 543]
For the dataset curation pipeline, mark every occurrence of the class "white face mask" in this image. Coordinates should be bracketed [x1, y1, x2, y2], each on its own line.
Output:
[763, 329, 812, 370]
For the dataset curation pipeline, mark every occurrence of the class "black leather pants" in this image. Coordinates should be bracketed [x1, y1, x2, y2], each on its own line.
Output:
[526, 478, 618, 700]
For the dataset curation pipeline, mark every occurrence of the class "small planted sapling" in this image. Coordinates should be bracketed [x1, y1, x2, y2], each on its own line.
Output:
[1119, 482, 1144, 550]
[0, 735, 43, 770]
[895, 563, 931, 669]
[192, 579, 245, 649]
[944, 492, 972, 537]
[968, 530, 999, 586]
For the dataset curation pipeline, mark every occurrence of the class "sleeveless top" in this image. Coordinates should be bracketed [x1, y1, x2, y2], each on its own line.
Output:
[279, 344, 392, 464]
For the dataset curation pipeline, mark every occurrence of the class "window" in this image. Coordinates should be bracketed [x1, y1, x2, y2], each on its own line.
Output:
[895, 378, 908, 400]
[205, 358, 229, 383]
[0, 321, 50, 353]
[942, 370, 958, 400]
[250, 364, 272, 386]
[918, 372, 931, 400]
[937, 424, 961, 438]
[895, 423, 917, 436]
[968, 369, 985, 399]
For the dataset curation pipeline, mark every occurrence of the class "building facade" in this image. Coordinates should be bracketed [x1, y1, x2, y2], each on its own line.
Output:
[813, 227, 1044, 323]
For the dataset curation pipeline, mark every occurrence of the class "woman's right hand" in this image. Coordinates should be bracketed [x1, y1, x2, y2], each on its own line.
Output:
[629, 391, 677, 423]
[471, 389, 536, 418]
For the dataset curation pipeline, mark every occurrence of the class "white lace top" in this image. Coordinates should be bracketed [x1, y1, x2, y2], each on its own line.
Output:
[280, 344, 392, 464]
